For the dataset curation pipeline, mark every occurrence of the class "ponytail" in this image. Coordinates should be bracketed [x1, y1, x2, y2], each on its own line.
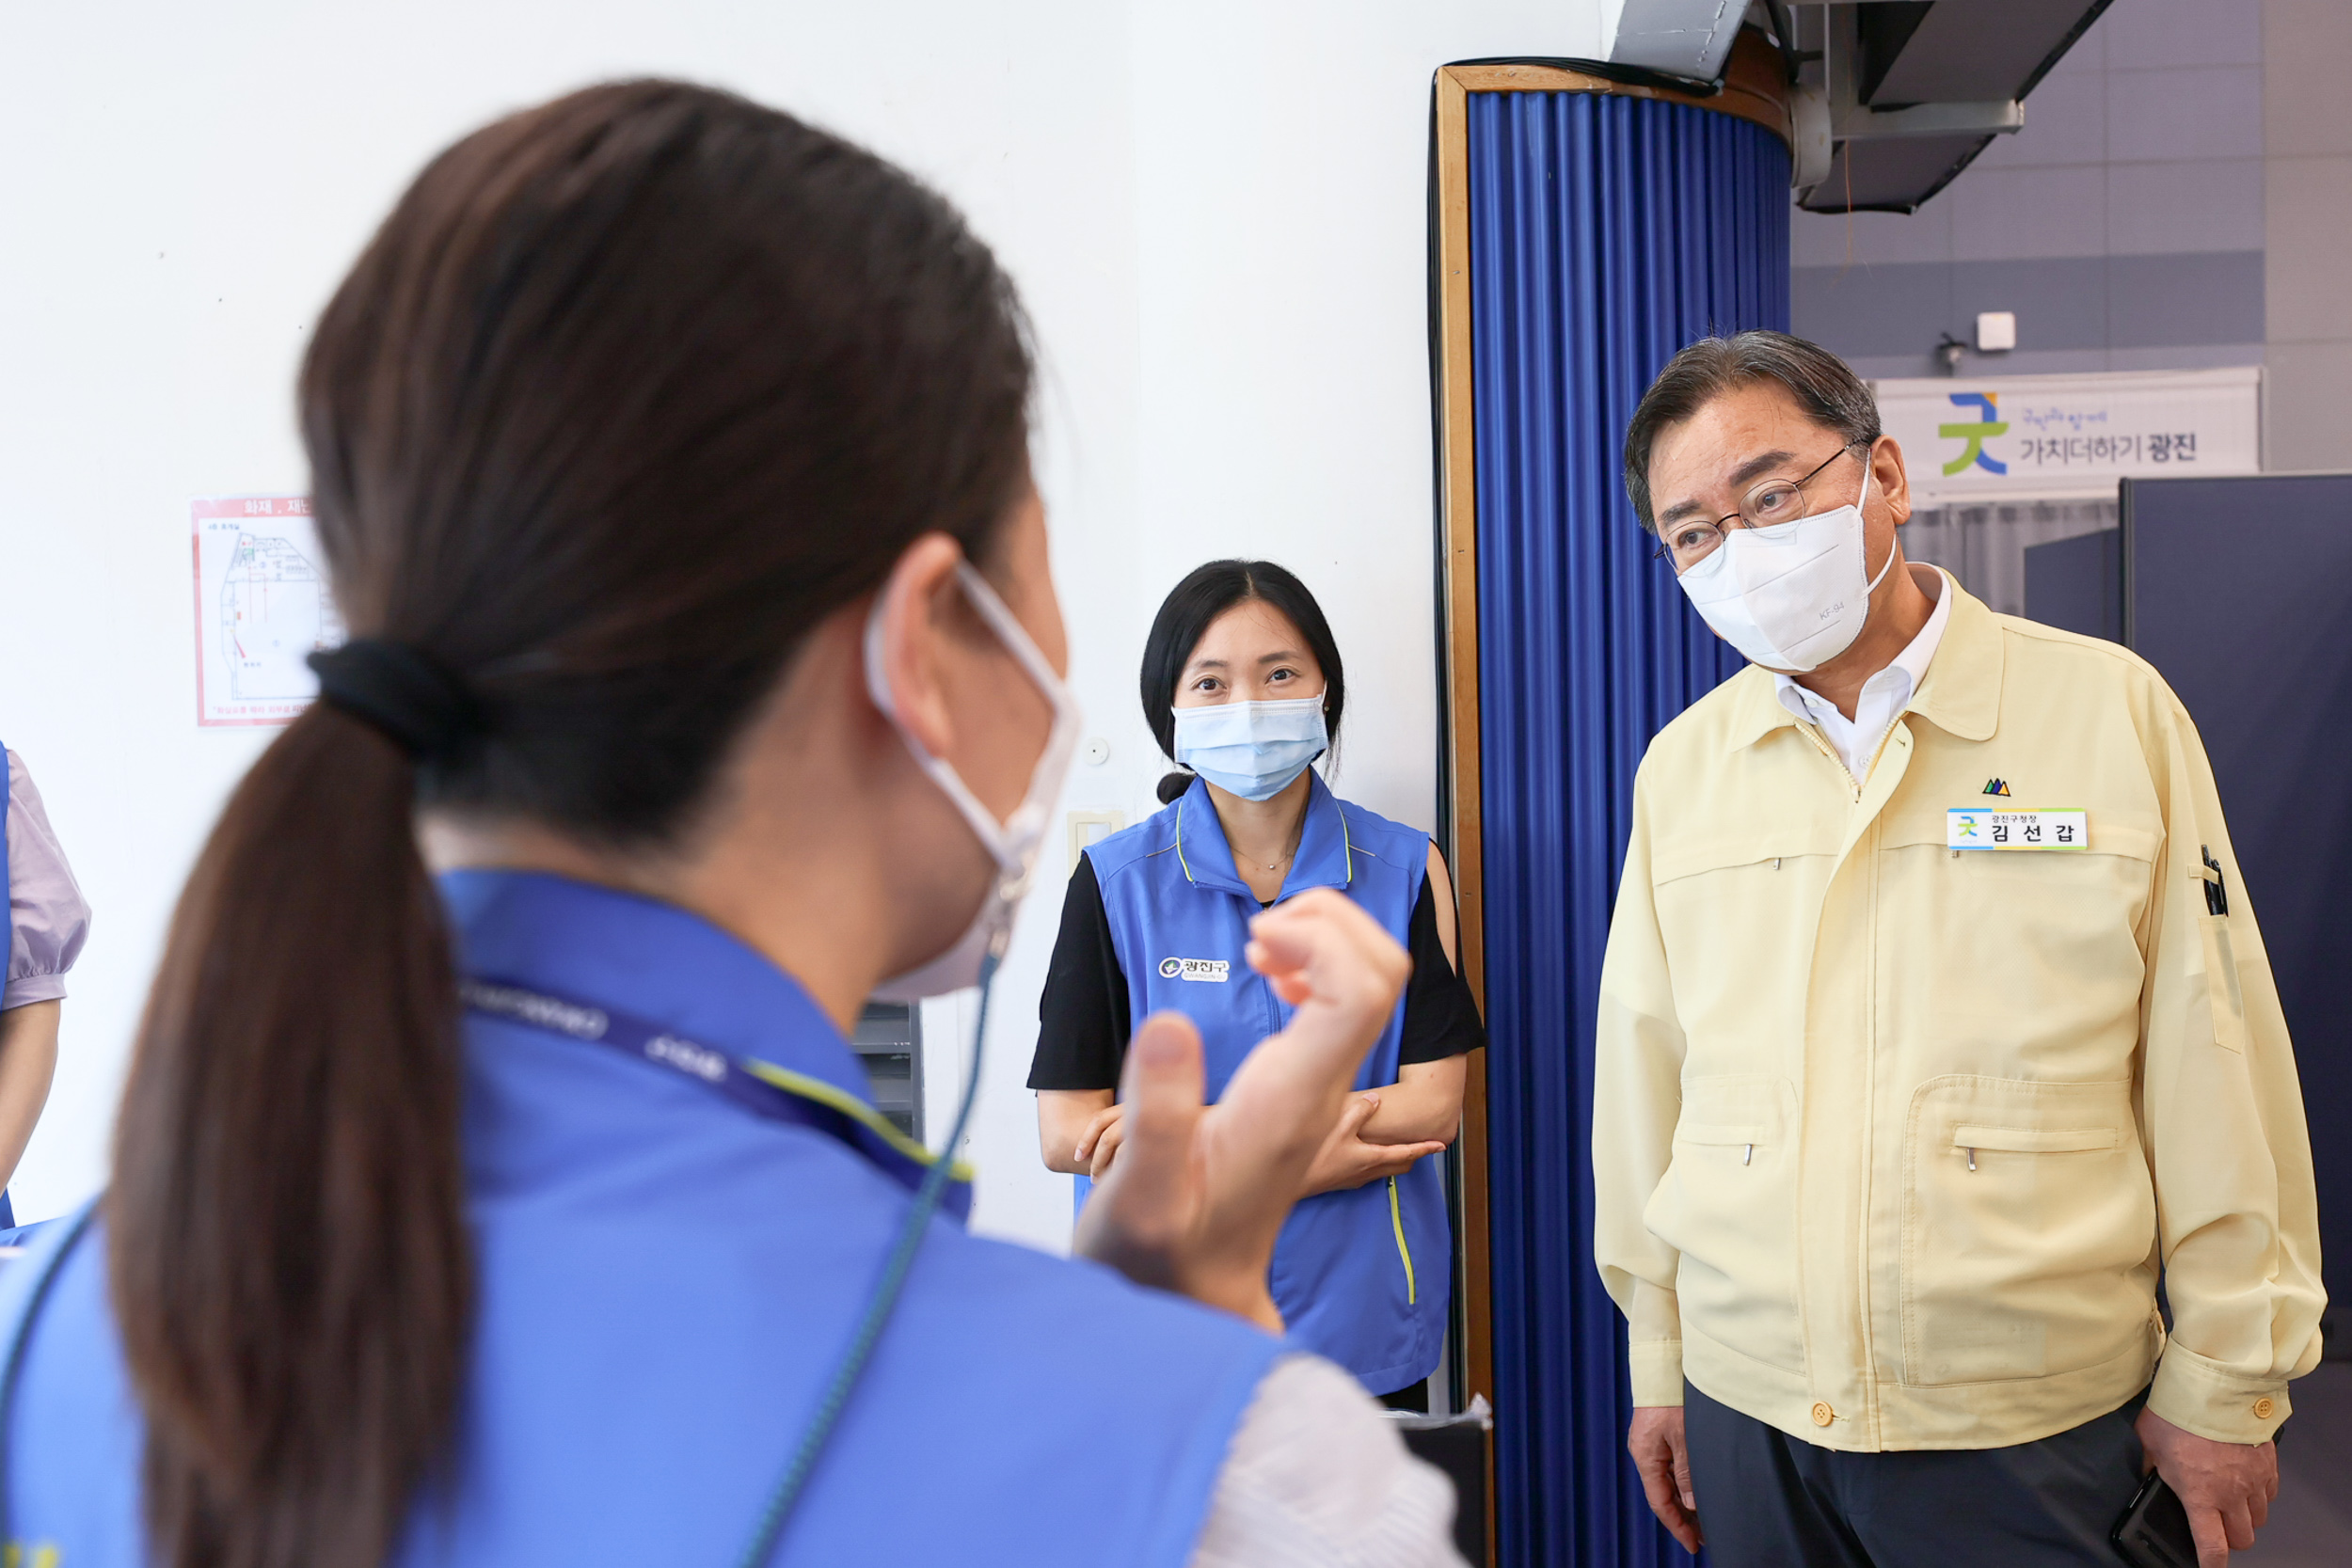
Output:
[1156, 769, 1194, 805]
[111, 705, 471, 1568]
[98, 78, 1035, 1566]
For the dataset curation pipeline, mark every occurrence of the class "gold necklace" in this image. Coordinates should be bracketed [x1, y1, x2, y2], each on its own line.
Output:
[1259, 822, 1305, 873]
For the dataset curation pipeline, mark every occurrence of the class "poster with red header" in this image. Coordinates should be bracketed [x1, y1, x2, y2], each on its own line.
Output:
[191, 496, 345, 727]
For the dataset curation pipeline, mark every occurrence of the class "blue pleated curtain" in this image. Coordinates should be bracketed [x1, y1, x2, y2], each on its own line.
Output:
[1466, 90, 1789, 1568]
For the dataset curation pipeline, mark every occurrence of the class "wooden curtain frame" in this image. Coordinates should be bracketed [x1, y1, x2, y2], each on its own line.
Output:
[1431, 34, 1791, 1560]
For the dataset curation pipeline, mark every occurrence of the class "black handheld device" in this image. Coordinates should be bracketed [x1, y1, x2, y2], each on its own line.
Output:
[2110, 1468, 2200, 1568]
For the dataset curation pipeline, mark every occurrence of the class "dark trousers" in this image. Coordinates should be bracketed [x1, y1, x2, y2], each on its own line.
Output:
[1379, 1379, 1430, 1413]
[1683, 1382, 2147, 1566]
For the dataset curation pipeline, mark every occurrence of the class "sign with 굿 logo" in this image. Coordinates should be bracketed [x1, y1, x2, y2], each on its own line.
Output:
[1159, 957, 1231, 982]
[1870, 367, 2260, 502]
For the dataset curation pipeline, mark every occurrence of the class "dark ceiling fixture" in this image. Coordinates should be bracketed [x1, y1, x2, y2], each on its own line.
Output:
[1788, 0, 2116, 214]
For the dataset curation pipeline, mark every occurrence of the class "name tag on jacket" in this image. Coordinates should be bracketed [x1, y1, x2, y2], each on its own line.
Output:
[1947, 807, 2089, 850]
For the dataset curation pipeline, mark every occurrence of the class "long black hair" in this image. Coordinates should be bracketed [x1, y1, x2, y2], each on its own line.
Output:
[1139, 559, 1345, 805]
[111, 81, 1032, 1568]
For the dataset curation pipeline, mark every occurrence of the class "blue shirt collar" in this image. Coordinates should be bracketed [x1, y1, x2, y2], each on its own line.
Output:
[1171, 772, 1354, 902]
[438, 868, 874, 1110]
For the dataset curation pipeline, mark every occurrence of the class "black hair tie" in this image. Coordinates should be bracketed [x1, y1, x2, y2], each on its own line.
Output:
[307, 640, 480, 761]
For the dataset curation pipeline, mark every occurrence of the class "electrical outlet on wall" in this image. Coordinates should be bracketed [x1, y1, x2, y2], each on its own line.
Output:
[1067, 810, 1124, 869]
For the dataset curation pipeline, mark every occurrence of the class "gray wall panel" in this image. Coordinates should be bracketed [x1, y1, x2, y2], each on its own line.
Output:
[2108, 251, 2266, 346]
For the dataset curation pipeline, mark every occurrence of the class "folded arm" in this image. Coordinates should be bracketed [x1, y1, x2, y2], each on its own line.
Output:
[1037, 1086, 1116, 1175]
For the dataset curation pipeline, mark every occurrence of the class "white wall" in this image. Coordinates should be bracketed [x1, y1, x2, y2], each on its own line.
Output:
[0, 0, 1603, 1247]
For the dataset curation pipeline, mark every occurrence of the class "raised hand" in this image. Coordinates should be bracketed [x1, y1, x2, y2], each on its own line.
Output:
[1073, 889, 1410, 1329]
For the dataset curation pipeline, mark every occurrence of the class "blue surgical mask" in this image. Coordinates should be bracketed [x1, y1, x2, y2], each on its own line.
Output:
[1171, 693, 1328, 801]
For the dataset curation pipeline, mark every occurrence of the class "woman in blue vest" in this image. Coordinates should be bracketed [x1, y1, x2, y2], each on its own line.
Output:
[0, 84, 1467, 1568]
[1031, 562, 1483, 1408]
[0, 747, 90, 1243]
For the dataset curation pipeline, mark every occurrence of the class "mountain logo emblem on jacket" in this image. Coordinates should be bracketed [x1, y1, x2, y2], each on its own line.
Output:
[1982, 778, 2012, 797]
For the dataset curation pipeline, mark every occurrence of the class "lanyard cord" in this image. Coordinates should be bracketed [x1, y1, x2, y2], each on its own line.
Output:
[0, 1199, 101, 1544]
[732, 953, 996, 1568]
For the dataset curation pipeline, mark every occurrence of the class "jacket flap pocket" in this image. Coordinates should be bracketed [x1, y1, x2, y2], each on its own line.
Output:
[1677, 1076, 1790, 1147]
[1678, 1121, 1768, 1147]
[1951, 1123, 2118, 1154]
[2090, 812, 2161, 863]
[1652, 830, 1836, 886]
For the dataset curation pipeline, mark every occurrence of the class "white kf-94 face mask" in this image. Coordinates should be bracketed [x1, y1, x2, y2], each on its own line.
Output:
[1672, 460, 1894, 673]
[863, 562, 1078, 1001]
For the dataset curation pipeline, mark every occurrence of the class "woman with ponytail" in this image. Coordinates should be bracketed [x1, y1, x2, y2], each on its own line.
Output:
[0, 83, 1463, 1568]
[1030, 562, 1483, 1412]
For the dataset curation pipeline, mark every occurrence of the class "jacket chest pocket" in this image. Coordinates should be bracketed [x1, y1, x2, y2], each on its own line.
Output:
[1871, 813, 2159, 1067]
[1650, 831, 1837, 1052]
[1900, 1077, 2156, 1386]
[1643, 1076, 1805, 1377]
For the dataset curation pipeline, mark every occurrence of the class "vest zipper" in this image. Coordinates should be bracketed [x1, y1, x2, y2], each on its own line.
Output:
[1387, 1175, 1417, 1306]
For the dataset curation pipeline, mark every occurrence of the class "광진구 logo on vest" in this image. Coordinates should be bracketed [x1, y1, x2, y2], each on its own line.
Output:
[1158, 957, 1231, 982]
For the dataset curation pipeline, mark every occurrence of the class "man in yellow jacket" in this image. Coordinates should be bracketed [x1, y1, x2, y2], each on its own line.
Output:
[1593, 331, 2324, 1567]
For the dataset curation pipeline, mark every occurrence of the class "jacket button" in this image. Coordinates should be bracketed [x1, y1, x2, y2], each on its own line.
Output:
[2253, 1397, 2276, 1419]
[1810, 1401, 1835, 1427]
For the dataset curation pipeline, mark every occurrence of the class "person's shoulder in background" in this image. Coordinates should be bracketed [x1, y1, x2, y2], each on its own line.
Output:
[5, 749, 91, 1009]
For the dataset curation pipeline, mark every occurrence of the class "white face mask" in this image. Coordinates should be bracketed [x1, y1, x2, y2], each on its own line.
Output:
[864, 562, 1079, 1001]
[1672, 461, 1895, 673]
[1171, 692, 1328, 801]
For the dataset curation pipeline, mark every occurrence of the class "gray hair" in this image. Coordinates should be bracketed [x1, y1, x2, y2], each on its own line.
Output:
[1622, 330, 1882, 531]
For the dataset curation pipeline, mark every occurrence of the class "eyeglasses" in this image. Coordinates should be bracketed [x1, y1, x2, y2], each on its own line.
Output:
[1652, 443, 1867, 572]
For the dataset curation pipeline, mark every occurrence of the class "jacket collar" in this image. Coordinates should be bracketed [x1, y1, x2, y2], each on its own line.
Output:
[438, 867, 873, 1110]
[1903, 578, 2002, 742]
[1172, 771, 1355, 901]
[1724, 575, 2004, 752]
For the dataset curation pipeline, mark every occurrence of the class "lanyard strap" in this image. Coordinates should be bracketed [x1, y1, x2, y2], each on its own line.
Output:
[462, 979, 971, 1224]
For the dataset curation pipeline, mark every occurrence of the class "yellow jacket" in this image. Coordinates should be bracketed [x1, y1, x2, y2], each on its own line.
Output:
[1593, 580, 2325, 1451]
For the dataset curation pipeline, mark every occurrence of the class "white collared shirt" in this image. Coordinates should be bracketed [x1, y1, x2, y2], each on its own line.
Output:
[1773, 563, 1951, 784]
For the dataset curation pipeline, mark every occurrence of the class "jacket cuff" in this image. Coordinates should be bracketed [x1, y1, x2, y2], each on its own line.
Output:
[1628, 1339, 1685, 1407]
[2148, 1339, 2291, 1444]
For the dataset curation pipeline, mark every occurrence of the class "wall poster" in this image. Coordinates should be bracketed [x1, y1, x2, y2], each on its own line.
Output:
[191, 495, 345, 728]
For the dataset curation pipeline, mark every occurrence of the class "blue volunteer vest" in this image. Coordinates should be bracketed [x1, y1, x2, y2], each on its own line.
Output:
[0, 871, 1280, 1566]
[1084, 773, 1449, 1395]
[0, 747, 11, 1234]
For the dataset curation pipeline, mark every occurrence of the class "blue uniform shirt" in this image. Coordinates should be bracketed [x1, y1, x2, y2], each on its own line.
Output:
[0, 870, 1280, 1566]
[1084, 775, 1450, 1395]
